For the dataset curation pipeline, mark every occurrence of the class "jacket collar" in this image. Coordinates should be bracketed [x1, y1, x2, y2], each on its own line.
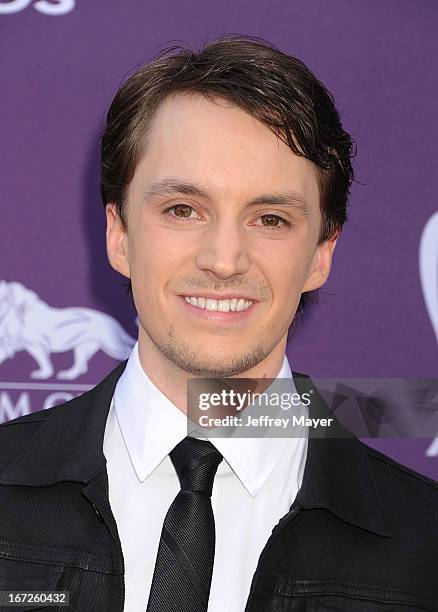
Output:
[0, 362, 390, 537]
[293, 372, 391, 537]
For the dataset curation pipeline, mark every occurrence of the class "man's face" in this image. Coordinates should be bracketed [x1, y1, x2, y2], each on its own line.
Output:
[107, 92, 337, 377]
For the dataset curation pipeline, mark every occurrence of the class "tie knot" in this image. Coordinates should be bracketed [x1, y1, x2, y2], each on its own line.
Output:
[170, 437, 223, 496]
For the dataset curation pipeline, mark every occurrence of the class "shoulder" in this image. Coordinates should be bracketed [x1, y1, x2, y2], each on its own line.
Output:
[0, 389, 84, 431]
[0, 399, 69, 433]
[0, 360, 127, 478]
[362, 441, 437, 529]
[364, 441, 437, 491]
[0, 398, 78, 476]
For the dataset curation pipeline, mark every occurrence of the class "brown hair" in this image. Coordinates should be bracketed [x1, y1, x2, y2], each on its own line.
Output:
[100, 34, 355, 322]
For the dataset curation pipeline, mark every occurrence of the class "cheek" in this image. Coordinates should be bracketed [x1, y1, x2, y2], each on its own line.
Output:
[268, 245, 309, 292]
[129, 225, 182, 284]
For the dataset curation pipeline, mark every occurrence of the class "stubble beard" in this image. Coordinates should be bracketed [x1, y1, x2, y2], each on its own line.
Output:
[146, 323, 276, 378]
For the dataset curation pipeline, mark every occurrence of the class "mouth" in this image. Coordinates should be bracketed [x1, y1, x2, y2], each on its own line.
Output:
[177, 294, 259, 323]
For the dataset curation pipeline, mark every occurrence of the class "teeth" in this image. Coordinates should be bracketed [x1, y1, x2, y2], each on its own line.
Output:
[206, 299, 217, 311]
[217, 300, 230, 312]
[184, 296, 253, 312]
[237, 298, 246, 311]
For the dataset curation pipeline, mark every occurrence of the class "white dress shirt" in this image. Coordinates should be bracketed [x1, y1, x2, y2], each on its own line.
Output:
[103, 343, 309, 612]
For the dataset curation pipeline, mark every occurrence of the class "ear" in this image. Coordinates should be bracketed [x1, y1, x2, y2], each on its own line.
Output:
[302, 231, 339, 293]
[106, 203, 131, 279]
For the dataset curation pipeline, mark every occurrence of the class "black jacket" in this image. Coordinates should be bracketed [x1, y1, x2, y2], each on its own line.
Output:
[0, 362, 437, 611]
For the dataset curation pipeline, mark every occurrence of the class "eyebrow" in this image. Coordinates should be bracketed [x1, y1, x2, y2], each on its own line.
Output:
[143, 178, 309, 217]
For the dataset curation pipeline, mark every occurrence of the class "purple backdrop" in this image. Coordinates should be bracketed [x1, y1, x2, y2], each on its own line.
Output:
[1, 0, 437, 479]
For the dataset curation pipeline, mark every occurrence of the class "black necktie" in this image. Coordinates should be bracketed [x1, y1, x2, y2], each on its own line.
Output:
[146, 436, 223, 612]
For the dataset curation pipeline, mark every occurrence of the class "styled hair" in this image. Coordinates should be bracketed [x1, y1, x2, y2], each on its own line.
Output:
[100, 34, 356, 324]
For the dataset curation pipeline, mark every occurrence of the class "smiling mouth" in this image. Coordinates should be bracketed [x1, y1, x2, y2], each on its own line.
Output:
[177, 294, 259, 322]
[182, 295, 254, 312]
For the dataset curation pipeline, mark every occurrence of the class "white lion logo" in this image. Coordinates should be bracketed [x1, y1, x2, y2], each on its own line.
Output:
[0, 280, 136, 380]
[419, 210, 438, 457]
[419, 210, 438, 345]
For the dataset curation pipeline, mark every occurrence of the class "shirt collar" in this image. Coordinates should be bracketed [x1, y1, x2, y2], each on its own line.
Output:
[113, 342, 304, 496]
[113, 342, 187, 483]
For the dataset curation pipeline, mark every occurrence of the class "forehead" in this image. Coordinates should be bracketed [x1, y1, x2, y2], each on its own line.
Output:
[134, 92, 320, 207]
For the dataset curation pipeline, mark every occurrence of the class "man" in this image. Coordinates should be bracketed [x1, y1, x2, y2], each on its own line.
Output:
[0, 35, 437, 612]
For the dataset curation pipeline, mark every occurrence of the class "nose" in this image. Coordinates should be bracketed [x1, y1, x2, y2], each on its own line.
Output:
[194, 217, 251, 280]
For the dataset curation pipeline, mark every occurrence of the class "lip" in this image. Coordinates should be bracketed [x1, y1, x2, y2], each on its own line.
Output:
[177, 295, 259, 323]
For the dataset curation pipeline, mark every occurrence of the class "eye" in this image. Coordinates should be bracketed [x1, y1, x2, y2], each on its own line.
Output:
[257, 214, 289, 230]
[164, 204, 199, 220]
